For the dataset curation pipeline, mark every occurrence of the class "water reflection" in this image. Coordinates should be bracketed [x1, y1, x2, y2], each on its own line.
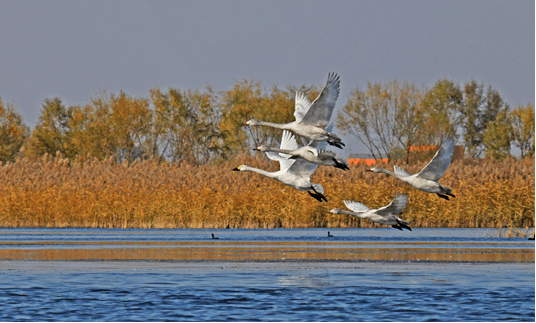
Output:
[0, 245, 532, 262]
[0, 227, 533, 263]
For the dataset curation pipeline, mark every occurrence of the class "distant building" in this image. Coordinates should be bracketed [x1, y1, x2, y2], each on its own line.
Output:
[347, 158, 388, 166]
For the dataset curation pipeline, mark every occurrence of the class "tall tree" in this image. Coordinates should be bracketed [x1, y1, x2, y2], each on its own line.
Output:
[337, 81, 401, 162]
[421, 79, 462, 143]
[460, 80, 507, 158]
[108, 92, 151, 163]
[0, 98, 28, 163]
[68, 92, 152, 163]
[150, 87, 230, 165]
[392, 80, 428, 163]
[509, 104, 535, 158]
[219, 80, 297, 153]
[23, 97, 75, 159]
[182, 87, 228, 164]
[482, 108, 512, 160]
[67, 103, 109, 161]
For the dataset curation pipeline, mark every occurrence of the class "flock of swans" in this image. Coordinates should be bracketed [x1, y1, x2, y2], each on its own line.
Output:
[233, 73, 456, 231]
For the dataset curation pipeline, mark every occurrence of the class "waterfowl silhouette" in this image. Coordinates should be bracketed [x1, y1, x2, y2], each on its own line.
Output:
[330, 192, 411, 231]
[234, 129, 327, 202]
[244, 72, 344, 148]
[367, 138, 456, 200]
[254, 127, 349, 171]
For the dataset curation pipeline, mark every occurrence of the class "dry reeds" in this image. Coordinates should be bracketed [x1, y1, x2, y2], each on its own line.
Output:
[0, 152, 534, 229]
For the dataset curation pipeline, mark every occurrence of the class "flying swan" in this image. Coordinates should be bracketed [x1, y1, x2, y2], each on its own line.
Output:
[330, 192, 411, 231]
[254, 126, 349, 171]
[367, 138, 456, 200]
[233, 130, 327, 202]
[244, 72, 344, 149]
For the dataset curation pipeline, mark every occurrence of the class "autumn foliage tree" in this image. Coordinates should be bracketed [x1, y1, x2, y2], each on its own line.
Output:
[149, 87, 230, 165]
[219, 80, 301, 154]
[337, 80, 430, 163]
[9, 78, 535, 165]
[509, 104, 535, 159]
[482, 108, 513, 160]
[337, 81, 399, 161]
[0, 98, 28, 163]
[22, 98, 75, 159]
[460, 80, 508, 158]
[421, 79, 462, 143]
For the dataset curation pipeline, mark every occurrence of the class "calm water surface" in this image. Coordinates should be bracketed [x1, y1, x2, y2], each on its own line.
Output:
[0, 228, 533, 322]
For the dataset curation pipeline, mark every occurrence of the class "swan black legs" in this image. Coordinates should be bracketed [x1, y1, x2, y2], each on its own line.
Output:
[307, 191, 328, 203]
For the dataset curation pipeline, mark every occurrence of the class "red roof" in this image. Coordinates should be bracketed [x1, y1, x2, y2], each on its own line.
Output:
[347, 158, 388, 166]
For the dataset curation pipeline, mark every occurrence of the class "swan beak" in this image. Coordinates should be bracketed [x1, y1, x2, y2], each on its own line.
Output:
[253, 148, 259, 151]
[243, 122, 249, 125]
[366, 169, 372, 172]
[232, 167, 240, 171]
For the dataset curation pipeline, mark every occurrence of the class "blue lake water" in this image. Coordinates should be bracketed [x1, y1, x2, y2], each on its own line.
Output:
[0, 228, 534, 322]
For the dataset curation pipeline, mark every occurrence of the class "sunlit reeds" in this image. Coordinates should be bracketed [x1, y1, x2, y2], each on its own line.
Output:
[0, 152, 533, 229]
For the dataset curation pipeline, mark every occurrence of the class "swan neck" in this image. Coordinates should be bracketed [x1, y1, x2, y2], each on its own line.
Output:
[267, 147, 292, 154]
[377, 168, 404, 179]
[257, 121, 289, 130]
[242, 165, 276, 179]
[339, 209, 361, 217]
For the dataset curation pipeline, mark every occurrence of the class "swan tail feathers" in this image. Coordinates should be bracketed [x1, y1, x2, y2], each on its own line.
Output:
[311, 183, 324, 194]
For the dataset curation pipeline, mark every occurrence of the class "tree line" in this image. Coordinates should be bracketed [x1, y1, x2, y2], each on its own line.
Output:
[337, 79, 534, 162]
[0, 78, 533, 164]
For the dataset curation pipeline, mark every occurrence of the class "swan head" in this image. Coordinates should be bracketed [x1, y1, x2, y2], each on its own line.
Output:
[232, 165, 246, 172]
[329, 208, 343, 215]
[253, 145, 270, 152]
[442, 185, 455, 198]
[244, 119, 260, 126]
[367, 167, 382, 173]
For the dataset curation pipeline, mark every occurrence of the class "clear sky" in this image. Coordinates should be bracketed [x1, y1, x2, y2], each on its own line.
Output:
[0, 0, 533, 157]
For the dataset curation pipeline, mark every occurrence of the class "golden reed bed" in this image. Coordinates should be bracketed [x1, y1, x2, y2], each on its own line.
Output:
[0, 153, 533, 229]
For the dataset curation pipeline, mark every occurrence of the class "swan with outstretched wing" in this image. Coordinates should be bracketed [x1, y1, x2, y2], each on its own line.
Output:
[244, 72, 344, 148]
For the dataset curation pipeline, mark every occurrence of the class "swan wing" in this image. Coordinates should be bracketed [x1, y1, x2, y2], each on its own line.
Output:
[416, 138, 455, 181]
[394, 165, 411, 177]
[274, 130, 299, 171]
[294, 91, 312, 122]
[317, 149, 336, 160]
[265, 151, 291, 161]
[300, 72, 340, 127]
[375, 193, 408, 217]
[280, 130, 299, 151]
[287, 157, 319, 178]
[277, 130, 317, 177]
[343, 200, 370, 213]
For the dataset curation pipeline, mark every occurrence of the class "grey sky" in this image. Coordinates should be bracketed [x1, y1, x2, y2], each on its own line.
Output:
[0, 0, 533, 156]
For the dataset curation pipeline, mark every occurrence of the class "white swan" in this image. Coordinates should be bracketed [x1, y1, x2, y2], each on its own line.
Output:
[367, 138, 456, 200]
[254, 126, 349, 171]
[330, 192, 411, 231]
[233, 130, 327, 202]
[244, 72, 344, 148]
